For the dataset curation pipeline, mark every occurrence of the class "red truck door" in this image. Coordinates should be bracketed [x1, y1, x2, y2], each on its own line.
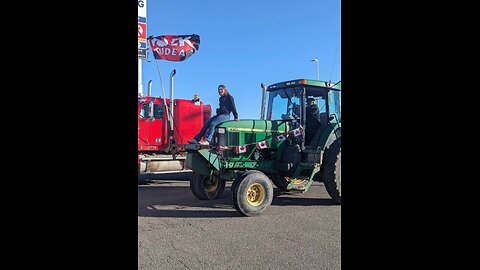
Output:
[138, 98, 167, 151]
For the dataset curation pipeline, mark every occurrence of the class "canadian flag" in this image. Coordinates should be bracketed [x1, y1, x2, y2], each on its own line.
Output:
[256, 140, 269, 149]
[236, 145, 247, 154]
[218, 146, 230, 150]
[292, 126, 304, 137]
[275, 134, 287, 141]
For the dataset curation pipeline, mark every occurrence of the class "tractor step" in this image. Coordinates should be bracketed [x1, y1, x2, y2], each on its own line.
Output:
[288, 161, 321, 193]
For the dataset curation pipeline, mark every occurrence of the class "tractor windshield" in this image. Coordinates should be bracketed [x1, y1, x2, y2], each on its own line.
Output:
[267, 88, 301, 120]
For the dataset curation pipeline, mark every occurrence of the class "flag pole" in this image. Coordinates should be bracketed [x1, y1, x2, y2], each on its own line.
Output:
[153, 57, 171, 123]
[148, 37, 171, 124]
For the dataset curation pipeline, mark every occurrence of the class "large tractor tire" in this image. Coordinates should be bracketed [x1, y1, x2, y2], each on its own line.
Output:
[322, 138, 341, 204]
[231, 170, 273, 216]
[270, 175, 309, 192]
[190, 172, 226, 200]
[230, 171, 256, 203]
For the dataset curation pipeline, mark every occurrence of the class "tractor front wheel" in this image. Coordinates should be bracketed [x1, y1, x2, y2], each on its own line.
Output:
[232, 170, 273, 216]
[190, 172, 226, 200]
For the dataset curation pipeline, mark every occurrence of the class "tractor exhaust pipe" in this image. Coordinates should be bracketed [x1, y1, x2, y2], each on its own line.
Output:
[169, 69, 176, 132]
[260, 83, 267, 120]
[147, 80, 153, 96]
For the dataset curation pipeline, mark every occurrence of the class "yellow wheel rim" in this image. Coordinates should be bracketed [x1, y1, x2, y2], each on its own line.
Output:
[246, 183, 265, 206]
[205, 175, 218, 192]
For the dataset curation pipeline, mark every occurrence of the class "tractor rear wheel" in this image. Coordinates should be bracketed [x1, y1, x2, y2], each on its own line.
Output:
[232, 170, 273, 216]
[322, 138, 341, 204]
[190, 172, 226, 200]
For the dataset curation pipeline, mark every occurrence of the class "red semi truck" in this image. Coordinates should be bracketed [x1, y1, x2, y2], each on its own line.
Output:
[138, 70, 212, 173]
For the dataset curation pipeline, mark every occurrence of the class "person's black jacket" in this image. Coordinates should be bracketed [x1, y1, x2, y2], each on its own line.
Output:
[216, 94, 238, 119]
[306, 104, 321, 129]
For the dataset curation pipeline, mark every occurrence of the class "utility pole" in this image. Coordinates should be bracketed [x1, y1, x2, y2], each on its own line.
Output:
[311, 59, 319, 80]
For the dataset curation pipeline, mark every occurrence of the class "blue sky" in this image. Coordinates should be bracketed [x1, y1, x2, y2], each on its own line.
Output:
[140, 0, 341, 120]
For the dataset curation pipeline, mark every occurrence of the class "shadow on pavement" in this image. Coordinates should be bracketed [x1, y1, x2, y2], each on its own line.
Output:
[138, 171, 193, 185]
[138, 182, 336, 218]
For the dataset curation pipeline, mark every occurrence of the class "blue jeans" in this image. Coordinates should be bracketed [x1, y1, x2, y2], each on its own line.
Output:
[194, 113, 230, 142]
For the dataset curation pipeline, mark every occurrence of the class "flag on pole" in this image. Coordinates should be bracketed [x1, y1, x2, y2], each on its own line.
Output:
[148, 34, 200, 61]
[236, 145, 247, 154]
[256, 140, 269, 149]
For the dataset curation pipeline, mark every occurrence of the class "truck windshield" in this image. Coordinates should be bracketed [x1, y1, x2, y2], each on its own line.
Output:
[139, 103, 163, 119]
[139, 104, 148, 118]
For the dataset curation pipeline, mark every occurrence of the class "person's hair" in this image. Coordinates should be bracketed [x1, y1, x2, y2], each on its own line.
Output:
[218, 84, 230, 96]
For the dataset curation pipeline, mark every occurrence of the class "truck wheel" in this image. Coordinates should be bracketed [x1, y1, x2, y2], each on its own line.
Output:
[232, 170, 273, 216]
[190, 173, 226, 200]
[270, 175, 308, 191]
[322, 138, 341, 204]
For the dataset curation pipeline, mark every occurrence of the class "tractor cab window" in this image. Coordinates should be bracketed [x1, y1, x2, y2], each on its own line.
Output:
[328, 90, 341, 123]
[267, 88, 302, 120]
[307, 96, 327, 114]
[304, 88, 329, 125]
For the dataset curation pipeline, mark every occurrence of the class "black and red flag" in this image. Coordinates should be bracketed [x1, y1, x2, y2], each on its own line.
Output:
[148, 34, 200, 62]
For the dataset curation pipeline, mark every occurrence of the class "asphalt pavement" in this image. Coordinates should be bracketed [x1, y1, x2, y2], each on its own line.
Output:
[138, 172, 341, 270]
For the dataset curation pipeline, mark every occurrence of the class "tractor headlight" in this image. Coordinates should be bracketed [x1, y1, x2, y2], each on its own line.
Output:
[216, 127, 226, 146]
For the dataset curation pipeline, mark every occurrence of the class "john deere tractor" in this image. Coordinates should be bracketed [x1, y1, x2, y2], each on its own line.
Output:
[185, 79, 341, 216]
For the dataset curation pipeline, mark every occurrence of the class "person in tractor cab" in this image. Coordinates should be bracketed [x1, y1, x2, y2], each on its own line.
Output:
[188, 84, 239, 145]
[305, 97, 321, 145]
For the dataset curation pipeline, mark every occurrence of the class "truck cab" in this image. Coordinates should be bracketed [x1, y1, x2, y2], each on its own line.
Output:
[138, 95, 212, 173]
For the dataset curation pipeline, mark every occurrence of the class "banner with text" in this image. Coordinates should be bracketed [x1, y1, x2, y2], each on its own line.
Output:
[148, 34, 200, 62]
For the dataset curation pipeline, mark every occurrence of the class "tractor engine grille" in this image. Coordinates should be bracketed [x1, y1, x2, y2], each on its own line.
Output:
[244, 133, 256, 145]
[228, 132, 257, 146]
[227, 132, 257, 146]
[228, 132, 239, 145]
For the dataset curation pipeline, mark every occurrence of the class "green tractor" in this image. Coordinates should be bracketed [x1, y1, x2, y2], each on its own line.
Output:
[185, 79, 341, 216]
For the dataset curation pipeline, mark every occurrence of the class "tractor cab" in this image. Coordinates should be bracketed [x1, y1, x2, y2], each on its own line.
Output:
[265, 79, 341, 149]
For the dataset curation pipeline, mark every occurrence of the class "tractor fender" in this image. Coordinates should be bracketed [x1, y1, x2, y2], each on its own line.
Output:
[323, 126, 341, 151]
